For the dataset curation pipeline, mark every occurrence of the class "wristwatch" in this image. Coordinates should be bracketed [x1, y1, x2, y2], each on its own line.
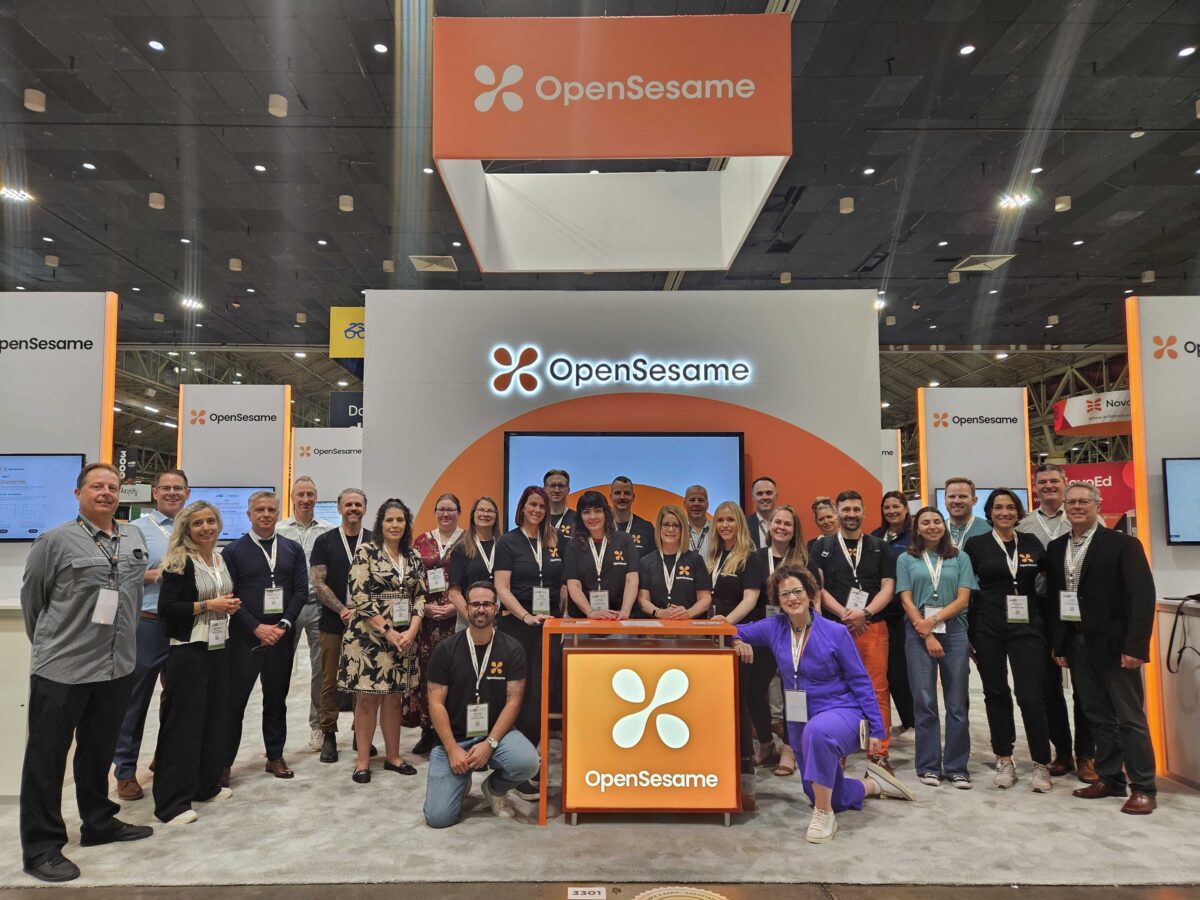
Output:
[486, 737, 499, 750]
[276, 620, 291, 632]
[863, 609, 874, 624]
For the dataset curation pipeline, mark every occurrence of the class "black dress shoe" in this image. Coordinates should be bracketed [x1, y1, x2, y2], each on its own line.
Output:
[352, 768, 371, 783]
[352, 736, 379, 757]
[320, 731, 339, 764]
[384, 760, 418, 775]
[411, 729, 436, 756]
[80, 820, 154, 846]
[24, 853, 80, 883]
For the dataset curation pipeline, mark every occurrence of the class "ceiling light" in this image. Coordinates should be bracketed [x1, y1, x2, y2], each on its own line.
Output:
[1124, 289, 1133, 294]
[180, 237, 190, 244]
[1130, 130, 1145, 139]
[162, 422, 177, 429]
[82, 162, 96, 170]
[235, 372, 242, 377]
[998, 193, 1033, 209]
[42, 236, 53, 242]
[194, 322, 203, 327]
[937, 240, 948, 247]
[113, 406, 122, 413]
[929, 381, 940, 387]
[988, 289, 998, 294]
[133, 429, 142, 435]
[374, 43, 388, 53]
[246, 288, 255, 293]
[873, 299, 886, 310]
[314, 417, 321, 423]
[143, 404, 159, 413]
[1030, 166, 1043, 174]
[1073, 239, 1084, 246]
[192, 367, 201, 372]
[293, 323, 301, 328]
[15, 285, 25, 290]
[839, 197, 854, 214]
[181, 297, 202, 310]
[188, 351, 196, 355]
[131, 286, 140, 292]
[1047, 314, 1060, 326]
[294, 352, 307, 358]
[451, 241, 462, 248]
[881, 401, 890, 409]
[317, 239, 327, 246]
[148, 191, 165, 209]
[167, 351, 178, 356]
[232, 380, 241, 385]
[911, 301, 921, 310]
[0, 187, 34, 202]
[423, 167, 434, 175]
[959, 44, 976, 55]
[24, 88, 46, 112]
[337, 380, 348, 387]
[1179, 46, 1196, 57]
[253, 164, 266, 172]
[863, 167, 875, 175]
[995, 352, 1009, 360]
[929, 324, 938, 329]
[148, 40, 165, 51]
[268, 94, 288, 117]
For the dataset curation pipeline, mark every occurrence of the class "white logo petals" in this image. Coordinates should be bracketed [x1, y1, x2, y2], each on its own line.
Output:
[474, 64, 524, 112]
[611, 668, 690, 749]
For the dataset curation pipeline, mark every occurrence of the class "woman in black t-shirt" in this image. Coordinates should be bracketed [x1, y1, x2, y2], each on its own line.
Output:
[636, 504, 712, 619]
[448, 496, 500, 618]
[563, 491, 640, 620]
[964, 488, 1052, 792]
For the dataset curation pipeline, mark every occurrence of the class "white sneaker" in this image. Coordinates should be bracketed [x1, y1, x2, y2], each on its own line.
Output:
[166, 809, 198, 826]
[919, 772, 941, 787]
[994, 759, 1017, 789]
[480, 776, 516, 819]
[198, 787, 232, 802]
[866, 761, 915, 800]
[1031, 763, 1053, 793]
[806, 808, 837, 843]
[308, 728, 324, 752]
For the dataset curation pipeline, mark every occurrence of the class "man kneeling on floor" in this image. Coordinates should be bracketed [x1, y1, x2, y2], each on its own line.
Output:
[424, 580, 539, 826]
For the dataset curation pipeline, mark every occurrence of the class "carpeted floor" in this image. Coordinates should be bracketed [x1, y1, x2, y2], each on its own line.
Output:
[2, 648, 1198, 888]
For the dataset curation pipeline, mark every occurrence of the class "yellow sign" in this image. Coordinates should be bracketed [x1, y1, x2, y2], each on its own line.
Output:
[329, 307, 366, 358]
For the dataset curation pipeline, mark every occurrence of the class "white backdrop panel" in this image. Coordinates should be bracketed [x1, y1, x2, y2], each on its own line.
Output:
[291, 428, 363, 502]
[920, 387, 1029, 505]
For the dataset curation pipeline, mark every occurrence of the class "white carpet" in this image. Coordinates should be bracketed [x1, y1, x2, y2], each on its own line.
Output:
[3, 648, 1199, 888]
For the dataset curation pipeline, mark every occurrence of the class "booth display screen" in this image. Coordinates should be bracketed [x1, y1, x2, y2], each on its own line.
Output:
[0, 453, 86, 541]
[934, 488, 1029, 523]
[504, 432, 744, 527]
[314, 500, 340, 523]
[187, 487, 275, 541]
[1163, 458, 1200, 545]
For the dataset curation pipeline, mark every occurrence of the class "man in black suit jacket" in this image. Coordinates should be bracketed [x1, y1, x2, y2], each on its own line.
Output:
[220, 491, 309, 782]
[1047, 482, 1157, 814]
[745, 476, 778, 550]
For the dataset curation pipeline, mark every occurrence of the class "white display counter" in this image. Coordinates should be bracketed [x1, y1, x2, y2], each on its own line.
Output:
[0, 600, 30, 801]
[1157, 598, 1200, 790]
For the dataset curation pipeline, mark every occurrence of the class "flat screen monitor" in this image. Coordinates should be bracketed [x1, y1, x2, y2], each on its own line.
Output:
[934, 487, 1029, 524]
[186, 487, 275, 541]
[314, 500, 340, 523]
[1163, 458, 1200, 545]
[0, 453, 86, 541]
[504, 432, 744, 528]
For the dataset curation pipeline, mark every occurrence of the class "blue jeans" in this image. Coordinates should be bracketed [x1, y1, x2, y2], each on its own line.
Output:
[906, 620, 971, 778]
[423, 732, 540, 828]
[112, 617, 170, 780]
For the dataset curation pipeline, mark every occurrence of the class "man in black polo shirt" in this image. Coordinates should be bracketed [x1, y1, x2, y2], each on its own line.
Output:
[309, 488, 371, 763]
[808, 489, 897, 771]
[610, 476, 656, 554]
[424, 581, 538, 827]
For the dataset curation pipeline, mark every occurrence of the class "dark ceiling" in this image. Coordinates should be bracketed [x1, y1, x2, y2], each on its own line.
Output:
[1, 0, 1198, 459]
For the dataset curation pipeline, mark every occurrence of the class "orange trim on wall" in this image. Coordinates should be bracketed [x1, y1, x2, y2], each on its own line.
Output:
[1022, 386, 1033, 502]
[916, 388, 929, 506]
[893, 429, 903, 493]
[175, 385, 184, 465]
[281, 385, 293, 513]
[98, 292, 118, 463]
[1124, 296, 1166, 773]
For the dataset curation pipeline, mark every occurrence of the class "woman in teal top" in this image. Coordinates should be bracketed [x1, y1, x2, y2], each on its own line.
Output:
[896, 506, 978, 788]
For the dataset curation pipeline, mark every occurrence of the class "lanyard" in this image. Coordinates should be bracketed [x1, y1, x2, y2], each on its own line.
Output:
[338, 528, 360, 565]
[467, 632, 496, 704]
[526, 533, 544, 584]
[476, 538, 496, 575]
[79, 518, 121, 585]
[789, 621, 811, 677]
[767, 551, 784, 576]
[1065, 524, 1097, 591]
[384, 545, 407, 583]
[950, 516, 974, 550]
[588, 537, 608, 580]
[194, 553, 227, 592]
[689, 523, 709, 552]
[992, 531, 1020, 584]
[662, 553, 680, 598]
[255, 535, 278, 583]
[150, 514, 173, 541]
[922, 551, 944, 599]
[836, 532, 861, 584]
[616, 518, 633, 534]
[550, 513, 567, 530]
[710, 549, 729, 580]
[1036, 509, 1066, 543]
[432, 528, 462, 560]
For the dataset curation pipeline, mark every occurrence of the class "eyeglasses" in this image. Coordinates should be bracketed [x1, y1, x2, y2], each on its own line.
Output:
[158, 486, 187, 493]
[466, 601, 497, 610]
[778, 588, 808, 600]
[661, 523, 682, 530]
[435, 507, 458, 514]
[545, 482, 569, 490]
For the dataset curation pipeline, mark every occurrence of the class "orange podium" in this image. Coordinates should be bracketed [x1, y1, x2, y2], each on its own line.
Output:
[538, 619, 741, 826]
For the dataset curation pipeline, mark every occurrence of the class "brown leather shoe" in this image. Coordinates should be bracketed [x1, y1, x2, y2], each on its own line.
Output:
[1047, 754, 1075, 777]
[218, 766, 231, 788]
[1121, 791, 1156, 815]
[869, 754, 895, 775]
[116, 778, 143, 801]
[1072, 780, 1126, 799]
[265, 758, 294, 779]
[1076, 757, 1099, 784]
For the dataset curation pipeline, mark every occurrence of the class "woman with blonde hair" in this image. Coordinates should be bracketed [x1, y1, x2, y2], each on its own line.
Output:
[636, 504, 712, 619]
[153, 501, 242, 825]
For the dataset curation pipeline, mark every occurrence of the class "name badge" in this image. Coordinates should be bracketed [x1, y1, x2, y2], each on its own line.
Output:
[846, 587, 869, 611]
[766, 604, 782, 619]
[208, 613, 228, 650]
[1006, 595, 1030, 624]
[859, 718, 870, 751]
[923, 605, 946, 634]
[466, 702, 488, 738]
[589, 590, 610, 612]
[427, 567, 447, 592]
[384, 591, 410, 626]
[532, 586, 552, 615]
[263, 586, 284, 614]
[92, 587, 119, 625]
[784, 688, 808, 723]
[1060, 590, 1082, 622]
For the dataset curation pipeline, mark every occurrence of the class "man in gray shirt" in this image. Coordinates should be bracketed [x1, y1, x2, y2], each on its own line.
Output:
[19, 463, 154, 882]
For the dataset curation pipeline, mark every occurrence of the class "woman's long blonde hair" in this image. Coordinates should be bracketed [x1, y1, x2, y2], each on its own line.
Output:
[161, 500, 224, 574]
[705, 501, 753, 577]
[766, 505, 809, 568]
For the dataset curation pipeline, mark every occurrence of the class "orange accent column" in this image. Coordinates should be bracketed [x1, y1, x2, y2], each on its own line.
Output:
[538, 622, 552, 826]
[1124, 296, 1166, 773]
[281, 385, 293, 512]
[175, 385, 184, 465]
[916, 388, 929, 506]
[1022, 386, 1033, 501]
[98, 292, 119, 463]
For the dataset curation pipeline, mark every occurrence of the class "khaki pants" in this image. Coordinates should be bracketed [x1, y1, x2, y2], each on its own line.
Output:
[318, 631, 345, 733]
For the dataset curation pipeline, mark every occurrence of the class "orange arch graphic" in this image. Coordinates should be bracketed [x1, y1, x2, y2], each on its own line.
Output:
[413, 393, 882, 536]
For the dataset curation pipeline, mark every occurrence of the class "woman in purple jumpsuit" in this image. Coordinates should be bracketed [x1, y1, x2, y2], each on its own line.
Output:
[731, 564, 914, 842]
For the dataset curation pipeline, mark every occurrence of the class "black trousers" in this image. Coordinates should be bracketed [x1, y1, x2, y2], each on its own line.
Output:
[225, 634, 296, 765]
[1044, 651, 1096, 758]
[885, 615, 915, 728]
[737, 660, 755, 770]
[748, 651, 776, 745]
[153, 643, 230, 822]
[498, 614, 543, 750]
[20, 673, 133, 868]
[970, 611, 1051, 763]
[1066, 632, 1157, 795]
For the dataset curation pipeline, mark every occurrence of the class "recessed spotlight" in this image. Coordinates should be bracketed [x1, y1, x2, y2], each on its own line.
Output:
[1045, 323, 1054, 329]
[1124, 289, 1133, 294]
[1030, 166, 1043, 174]
[246, 288, 255, 293]
[147, 40, 165, 51]
[253, 164, 266, 172]
[180, 237, 190, 244]
[1130, 130, 1145, 139]
[1179, 46, 1196, 58]
[192, 367, 201, 372]
[422, 167, 434, 175]
[959, 44, 976, 56]
[881, 401, 890, 409]
[337, 380, 348, 387]
[1194, 168, 1200, 175]
[133, 429, 142, 435]
[15, 285, 25, 290]
[937, 240, 948, 247]
[374, 43, 388, 53]
[293, 323, 301, 328]
[294, 351, 307, 358]
[113, 406, 122, 413]
[1073, 239, 1084, 246]
[235, 372, 242, 377]
[989, 289, 998, 294]
[314, 417, 321, 423]
[929, 381, 940, 387]
[451, 241, 462, 248]
[188, 351, 196, 355]
[167, 351, 178, 356]
[995, 352, 1009, 360]
[131, 286, 140, 291]
[82, 162, 96, 170]
[194, 322, 203, 327]
[929, 324, 938, 329]
[863, 167, 876, 175]
[143, 404, 159, 413]
[317, 239, 327, 246]
[42, 236, 53, 242]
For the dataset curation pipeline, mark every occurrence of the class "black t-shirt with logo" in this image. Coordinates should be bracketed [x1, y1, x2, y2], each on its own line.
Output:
[449, 538, 498, 594]
[309, 528, 371, 634]
[562, 530, 641, 614]
[709, 548, 767, 619]
[549, 509, 578, 541]
[494, 528, 565, 608]
[614, 514, 656, 556]
[636, 549, 713, 618]
[426, 628, 527, 744]
[964, 531, 1047, 625]
[807, 533, 896, 620]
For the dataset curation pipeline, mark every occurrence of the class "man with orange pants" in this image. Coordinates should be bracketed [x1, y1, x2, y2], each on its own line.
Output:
[808, 490, 897, 773]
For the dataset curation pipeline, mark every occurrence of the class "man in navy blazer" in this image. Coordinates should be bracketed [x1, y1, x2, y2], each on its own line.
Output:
[1047, 482, 1157, 814]
[220, 490, 309, 782]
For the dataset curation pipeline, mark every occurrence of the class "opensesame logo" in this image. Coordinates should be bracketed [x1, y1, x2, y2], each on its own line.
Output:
[1153, 335, 1178, 360]
[491, 345, 540, 394]
[299, 445, 312, 458]
[933, 412, 949, 428]
[611, 668, 690, 750]
[474, 64, 524, 112]
[190, 408, 206, 425]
